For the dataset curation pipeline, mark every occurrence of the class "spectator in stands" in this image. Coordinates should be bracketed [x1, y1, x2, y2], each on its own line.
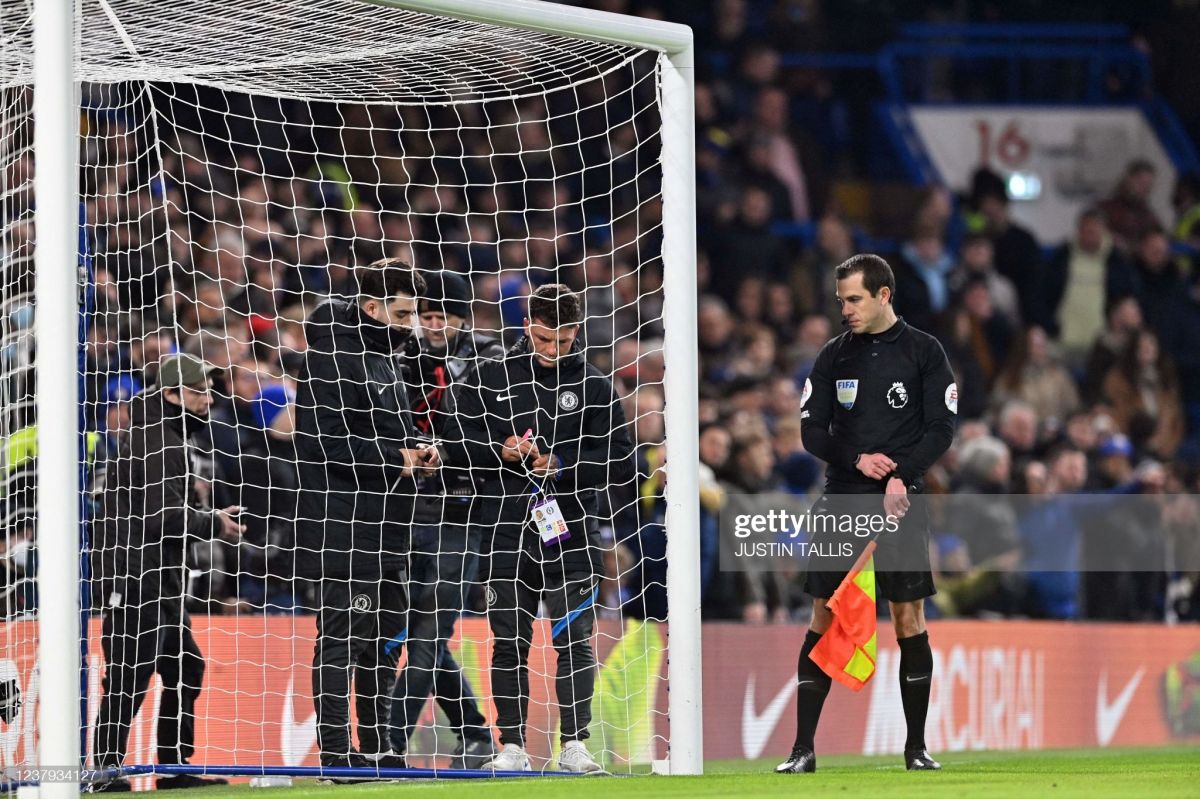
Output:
[996, 399, 1039, 469]
[1044, 207, 1136, 360]
[740, 132, 796, 223]
[948, 231, 1020, 325]
[958, 275, 1016, 383]
[703, 0, 752, 55]
[709, 184, 790, 298]
[1101, 159, 1164, 254]
[1102, 329, 1186, 459]
[1018, 445, 1090, 619]
[720, 432, 790, 623]
[971, 168, 1043, 325]
[939, 306, 991, 420]
[734, 274, 767, 323]
[941, 435, 1023, 615]
[98, 376, 139, 459]
[129, 325, 175, 386]
[796, 214, 854, 321]
[1133, 227, 1193, 345]
[202, 356, 285, 604]
[917, 184, 965, 254]
[1063, 410, 1103, 484]
[771, 415, 820, 495]
[749, 85, 811, 223]
[761, 280, 795, 342]
[1082, 295, 1144, 404]
[698, 296, 738, 387]
[991, 325, 1080, 431]
[1171, 172, 1200, 276]
[698, 422, 731, 601]
[734, 324, 778, 380]
[1172, 172, 1200, 244]
[787, 313, 831, 383]
[893, 220, 955, 334]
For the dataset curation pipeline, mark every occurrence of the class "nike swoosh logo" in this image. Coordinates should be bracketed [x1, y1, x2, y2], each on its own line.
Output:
[496, 394, 514, 401]
[282, 675, 319, 767]
[905, 674, 929, 683]
[1096, 667, 1144, 747]
[742, 673, 797, 760]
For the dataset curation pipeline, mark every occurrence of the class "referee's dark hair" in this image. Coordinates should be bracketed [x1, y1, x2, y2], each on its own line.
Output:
[528, 283, 583, 327]
[358, 257, 426, 301]
[835, 253, 896, 300]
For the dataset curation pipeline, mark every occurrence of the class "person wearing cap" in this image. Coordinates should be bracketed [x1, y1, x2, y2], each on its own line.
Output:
[91, 352, 246, 791]
[388, 270, 503, 767]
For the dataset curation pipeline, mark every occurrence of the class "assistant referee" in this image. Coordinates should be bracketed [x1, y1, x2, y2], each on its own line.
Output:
[778, 254, 956, 774]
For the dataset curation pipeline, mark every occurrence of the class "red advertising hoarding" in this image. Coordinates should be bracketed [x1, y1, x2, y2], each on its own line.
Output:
[0, 617, 1196, 786]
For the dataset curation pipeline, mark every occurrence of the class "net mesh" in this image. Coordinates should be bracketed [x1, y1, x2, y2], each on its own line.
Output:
[1, 0, 672, 779]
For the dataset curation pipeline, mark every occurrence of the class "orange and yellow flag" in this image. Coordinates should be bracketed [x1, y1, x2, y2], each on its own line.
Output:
[809, 541, 877, 692]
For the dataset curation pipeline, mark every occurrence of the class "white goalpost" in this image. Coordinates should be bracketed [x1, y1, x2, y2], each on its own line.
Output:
[12, 0, 699, 793]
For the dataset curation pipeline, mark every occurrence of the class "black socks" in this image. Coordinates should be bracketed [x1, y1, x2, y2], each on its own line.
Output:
[792, 629, 833, 752]
[793, 628, 934, 753]
[897, 631, 933, 751]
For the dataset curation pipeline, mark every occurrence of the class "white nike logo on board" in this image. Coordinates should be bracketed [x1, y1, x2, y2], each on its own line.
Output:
[742, 673, 797, 760]
[282, 675, 318, 767]
[1096, 667, 1144, 747]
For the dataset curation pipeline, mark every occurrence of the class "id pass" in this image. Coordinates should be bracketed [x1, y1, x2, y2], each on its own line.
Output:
[531, 495, 571, 546]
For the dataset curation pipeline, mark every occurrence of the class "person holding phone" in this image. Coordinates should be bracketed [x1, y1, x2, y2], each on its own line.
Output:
[447, 284, 634, 773]
[92, 353, 246, 791]
[294, 259, 438, 771]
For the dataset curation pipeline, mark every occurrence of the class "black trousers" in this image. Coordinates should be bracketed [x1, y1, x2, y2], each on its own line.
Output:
[389, 523, 488, 752]
[92, 602, 204, 769]
[487, 550, 597, 747]
[312, 570, 408, 758]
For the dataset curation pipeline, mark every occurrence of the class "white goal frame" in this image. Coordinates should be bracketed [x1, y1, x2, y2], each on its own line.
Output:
[32, 0, 700, 793]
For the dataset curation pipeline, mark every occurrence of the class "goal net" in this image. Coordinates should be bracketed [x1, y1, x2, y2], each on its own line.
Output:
[1, 0, 697, 783]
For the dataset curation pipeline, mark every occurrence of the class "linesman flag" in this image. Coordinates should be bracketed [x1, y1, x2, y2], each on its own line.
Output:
[809, 541, 877, 692]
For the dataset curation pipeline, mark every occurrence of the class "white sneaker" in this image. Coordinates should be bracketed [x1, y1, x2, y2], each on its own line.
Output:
[483, 743, 531, 772]
[557, 741, 605, 774]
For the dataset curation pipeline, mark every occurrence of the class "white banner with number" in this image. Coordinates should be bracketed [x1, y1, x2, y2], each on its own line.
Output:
[910, 106, 1177, 244]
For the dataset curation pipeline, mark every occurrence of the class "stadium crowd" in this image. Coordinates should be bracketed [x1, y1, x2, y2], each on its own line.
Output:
[1, 0, 1198, 628]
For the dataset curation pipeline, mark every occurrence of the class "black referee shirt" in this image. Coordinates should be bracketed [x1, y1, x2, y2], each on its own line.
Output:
[800, 318, 957, 489]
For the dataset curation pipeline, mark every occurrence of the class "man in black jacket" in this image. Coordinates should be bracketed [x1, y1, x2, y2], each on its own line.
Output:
[92, 353, 245, 791]
[450, 284, 634, 774]
[779, 254, 955, 775]
[389, 270, 502, 766]
[294, 259, 436, 769]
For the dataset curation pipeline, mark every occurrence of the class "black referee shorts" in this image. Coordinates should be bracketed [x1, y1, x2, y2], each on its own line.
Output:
[801, 486, 935, 603]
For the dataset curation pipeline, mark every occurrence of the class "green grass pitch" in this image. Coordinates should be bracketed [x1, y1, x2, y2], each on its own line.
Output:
[173, 747, 1198, 799]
